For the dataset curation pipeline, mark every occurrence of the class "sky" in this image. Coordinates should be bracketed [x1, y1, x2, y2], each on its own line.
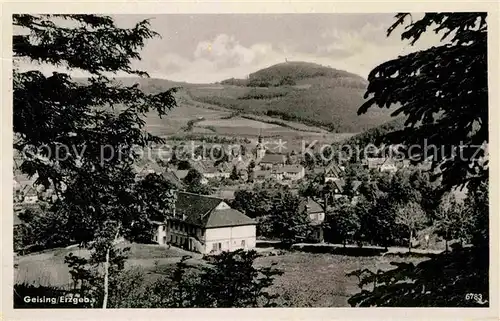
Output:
[16, 14, 444, 83]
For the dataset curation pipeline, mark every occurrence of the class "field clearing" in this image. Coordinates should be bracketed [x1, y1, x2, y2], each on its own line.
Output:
[15, 243, 429, 307]
[139, 86, 361, 142]
[188, 85, 395, 133]
[142, 102, 232, 136]
[254, 252, 427, 307]
[240, 114, 328, 133]
[197, 117, 281, 129]
[14, 243, 193, 288]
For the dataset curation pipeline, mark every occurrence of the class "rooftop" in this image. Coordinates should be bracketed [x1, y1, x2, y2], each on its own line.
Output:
[174, 192, 256, 228]
[260, 153, 286, 164]
[299, 198, 324, 214]
[277, 165, 305, 173]
[162, 171, 185, 189]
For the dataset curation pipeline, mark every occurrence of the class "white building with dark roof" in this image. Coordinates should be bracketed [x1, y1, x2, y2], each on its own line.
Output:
[275, 165, 305, 181]
[152, 192, 257, 254]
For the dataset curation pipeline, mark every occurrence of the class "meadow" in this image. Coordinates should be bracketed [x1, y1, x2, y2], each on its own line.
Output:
[137, 87, 357, 149]
[14, 243, 429, 307]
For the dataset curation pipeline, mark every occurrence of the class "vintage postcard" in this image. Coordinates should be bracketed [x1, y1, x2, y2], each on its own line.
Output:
[1, 1, 498, 320]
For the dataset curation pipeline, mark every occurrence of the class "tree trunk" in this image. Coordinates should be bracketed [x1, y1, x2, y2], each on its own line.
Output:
[102, 246, 110, 309]
[445, 238, 449, 253]
[102, 226, 121, 309]
[408, 229, 413, 253]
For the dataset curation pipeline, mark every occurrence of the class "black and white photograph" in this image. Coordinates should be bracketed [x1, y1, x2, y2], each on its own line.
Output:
[5, 4, 495, 314]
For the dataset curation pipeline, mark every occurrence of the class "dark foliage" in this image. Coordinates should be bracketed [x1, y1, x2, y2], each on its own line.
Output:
[358, 13, 488, 190]
[349, 13, 489, 307]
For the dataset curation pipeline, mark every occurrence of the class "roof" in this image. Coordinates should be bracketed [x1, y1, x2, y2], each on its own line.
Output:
[352, 180, 362, 192]
[299, 198, 324, 214]
[381, 158, 396, 167]
[217, 190, 236, 200]
[328, 178, 345, 194]
[313, 167, 325, 174]
[205, 208, 256, 228]
[277, 165, 304, 173]
[22, 185, 37, 197]
[174, 170, 189, 179]
[162, 171, 185, 189]
[254, 170, 272, 179]
[325, 162, 342, 177]
[367, 158, 387, 169]
[14, 213, 23, 226]
[136, 161, 164, 176]
[174, 192, 255, 228]
[260, 153, 286, 164]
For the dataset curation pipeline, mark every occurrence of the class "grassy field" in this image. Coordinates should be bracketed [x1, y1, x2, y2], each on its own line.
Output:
[14, 243, 195, 288]
[15, 243, 428, 307]
[135, 85, 352, 144]
[137, 87, 358, 148]
[187, 84, 394, 133]
[254, 252, 427, 307]
[117, 62, 397, 135]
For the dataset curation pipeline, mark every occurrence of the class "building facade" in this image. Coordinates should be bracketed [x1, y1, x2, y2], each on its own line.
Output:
[276, 165, 305, 181]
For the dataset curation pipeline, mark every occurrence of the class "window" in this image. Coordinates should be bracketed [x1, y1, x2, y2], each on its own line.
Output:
[163, 236, 167, 244]
[241, 240, 245, 248]
[212, 243, 218, 251]
[162, 225, 166, 231]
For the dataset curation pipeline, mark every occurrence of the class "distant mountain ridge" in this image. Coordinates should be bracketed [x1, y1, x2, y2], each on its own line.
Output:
[221, 61, 368, 89]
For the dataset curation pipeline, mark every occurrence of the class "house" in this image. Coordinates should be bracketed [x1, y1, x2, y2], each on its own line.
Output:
[134, 161, 164, 178]
[258, 153, 286, 169]
[365, 157, 397, 173]
[396, 159, 411, 170]
[14, 212, 24, 227]
[22, 186, 38, 204]
[324, 162, 343, 182]
[299, 197, 325, 243]
[152, 192, 257, 254]
[380, 158, 397, 173]
[202, 167, 231, 180]
[215, 189, 236, 201]
[275, 165, 305, 181]
[365, 157, 386, 170]
[13, 178, 21, 191]
[199, 161, 231, 180]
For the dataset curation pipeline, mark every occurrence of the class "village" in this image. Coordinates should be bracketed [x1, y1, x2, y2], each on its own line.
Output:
[13, 136, 434, 256]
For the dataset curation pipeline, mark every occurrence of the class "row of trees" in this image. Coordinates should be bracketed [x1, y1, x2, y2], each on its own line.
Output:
[232, 183, 313, 243]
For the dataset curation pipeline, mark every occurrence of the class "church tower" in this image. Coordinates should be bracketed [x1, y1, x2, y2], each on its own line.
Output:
[256, 130, 266, 159]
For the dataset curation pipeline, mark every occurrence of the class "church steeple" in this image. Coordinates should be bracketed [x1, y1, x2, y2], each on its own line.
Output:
[256, 129, 266, 159]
